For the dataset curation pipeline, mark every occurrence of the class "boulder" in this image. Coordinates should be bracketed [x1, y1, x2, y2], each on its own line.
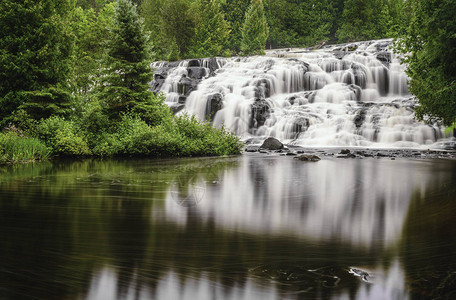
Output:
[188, 59, 201, 67]
[376, 52, 392, 67]
[245, 145, 260, 152]
[251, 99, 270, 128]
[294, 154, 321, 161]
[178, 75, 197, 96]
[187, 67, 207, 80]
[340, 149, 351, 155]
[205, 93, 223, 121]
[260, 137, 284, 150]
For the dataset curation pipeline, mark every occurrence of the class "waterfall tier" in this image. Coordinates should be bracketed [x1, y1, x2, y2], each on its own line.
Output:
[152, 39, 449, 148]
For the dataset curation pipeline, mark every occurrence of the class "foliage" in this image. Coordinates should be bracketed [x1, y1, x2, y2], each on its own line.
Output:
[220, 0, 250, 53]
[188, 0, 231, 58]
[70, 3, 116, 95]
[0, 127, 51, 164]
[160, 0, 195, 59]
[37, 117, 91, 156]
[240, 0, 269, 55]
[397, 0, 456, 126]
[98, 0, 160, 124]
[0, 0, 73, 122]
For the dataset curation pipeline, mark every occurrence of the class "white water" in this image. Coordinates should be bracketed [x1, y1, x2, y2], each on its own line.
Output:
[154, 39, 448, 148]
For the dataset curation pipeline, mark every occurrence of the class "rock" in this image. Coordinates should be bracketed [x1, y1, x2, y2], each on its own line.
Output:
[245, 145, 260, 152]
[170, 104, 185, 114]
[188, 59, 200, 67]
[354, 109, 366, 128]
[376, 52, 392, 67]
[187, 67, 207, 80]
[352, 64, 367, 89]
[260, 137, 284, 150]
[251, 99, 270, 128]
[178, 75, 197, 96]
[333, 51, 347, 60]
[294, 154, 321, 161]
[205, 57, 219, 75]
[290, 117, 310, 138]
[205, 93, 223, 121]
[340, 149, 351, 155]
[286, 152, 297, 156]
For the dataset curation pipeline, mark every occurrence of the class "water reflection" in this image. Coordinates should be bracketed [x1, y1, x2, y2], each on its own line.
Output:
[166, 155, 438, 248]
[0, 156, 455, 299]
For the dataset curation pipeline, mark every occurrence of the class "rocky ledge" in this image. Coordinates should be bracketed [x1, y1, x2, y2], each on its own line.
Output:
[244, 137, 456, 160]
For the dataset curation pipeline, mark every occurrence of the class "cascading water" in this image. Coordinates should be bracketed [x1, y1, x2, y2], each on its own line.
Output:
[152, 39, 449, 148]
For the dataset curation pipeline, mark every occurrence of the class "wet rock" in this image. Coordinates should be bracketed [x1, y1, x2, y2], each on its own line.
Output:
[260, 137, 284, 150]
[286, 152, 297, 156]
[188, 59, 200, 67]
[352, 64, 367, 89]
[252, 78, 272, 98]
[205, 93, 223, 121]
[205, 57, 219, 75]
[251, 99, 270, 128]
[354, 109, 366, 128]
[376, 51, 392, 67]
[187, 67, 207, 80]
[178, 75, 197, 96]
[288, 117, 310, 138]
[294, 154, 321, 161]
[333, 51, 347, 60]
[245, 145, 260, 152]
[170, 104, 185, 114]
[340, 149, 351, 155]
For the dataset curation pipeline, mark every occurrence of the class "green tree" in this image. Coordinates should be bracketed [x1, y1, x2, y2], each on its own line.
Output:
[221, 0, 250, 53]
[240, 0, 269, 55]
[0, 0, 74, 125]
[70, 3, 115, 96]
[98, 0, 168, 125]
[160, 0, 195, 59]
[140, 0, 166, 58]
[398, 0, 456, 126]
[189, 0, 231, 57]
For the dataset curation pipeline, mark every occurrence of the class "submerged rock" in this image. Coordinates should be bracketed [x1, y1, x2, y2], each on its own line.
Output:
[260, 137, 283, 150]
[245, 145, 260, 152]
[294, 154, 321, 161]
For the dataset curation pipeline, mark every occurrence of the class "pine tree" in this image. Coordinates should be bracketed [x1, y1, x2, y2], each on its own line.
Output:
[221, 0, 250, 53]
[189, 0, 231, 57]
[0, 0, 74, 125]
[98, 0, 168, 125]
[240, 0, 269, 56]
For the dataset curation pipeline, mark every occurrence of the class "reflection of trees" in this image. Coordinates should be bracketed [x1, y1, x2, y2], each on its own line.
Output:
[0, 157, 408, 299]
[401, 165, 456, 299]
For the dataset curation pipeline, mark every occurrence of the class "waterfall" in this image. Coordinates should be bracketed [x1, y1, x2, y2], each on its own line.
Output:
[152, 39, 448, 148]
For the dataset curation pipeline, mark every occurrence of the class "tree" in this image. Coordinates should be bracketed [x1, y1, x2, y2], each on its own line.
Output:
[160, 0, 195, 59]
[398, 0, 456, 126]
[221, 0, 250, 53]
[98, 0, 168, 125]
[70, 3, 116, 96]
[189, 0, 231, 57]
[240, 0, 269, 55]
[0, 0, 74, 125]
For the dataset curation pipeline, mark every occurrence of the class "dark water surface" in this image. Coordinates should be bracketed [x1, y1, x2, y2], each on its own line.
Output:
[1, 154, 456, 300]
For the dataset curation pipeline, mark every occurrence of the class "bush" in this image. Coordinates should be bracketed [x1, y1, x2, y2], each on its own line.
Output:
[0, 127, 50, 164]
[37, 116, 91, 156]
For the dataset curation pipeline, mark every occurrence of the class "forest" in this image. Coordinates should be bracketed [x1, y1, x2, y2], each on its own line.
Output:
[0, 0, 455, 163]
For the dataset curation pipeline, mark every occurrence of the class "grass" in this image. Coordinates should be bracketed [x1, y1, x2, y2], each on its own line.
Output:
[0, 132, 51, 164]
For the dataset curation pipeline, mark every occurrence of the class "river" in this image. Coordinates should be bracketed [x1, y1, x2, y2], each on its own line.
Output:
[1, 154, 456, 299]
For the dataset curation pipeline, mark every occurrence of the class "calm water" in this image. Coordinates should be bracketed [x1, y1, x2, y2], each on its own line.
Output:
[1, 154, 456, 300]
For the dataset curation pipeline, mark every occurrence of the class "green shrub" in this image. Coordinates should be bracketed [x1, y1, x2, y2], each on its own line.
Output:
[0, 128, 50, 164]
[37, 116, 91, 156]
